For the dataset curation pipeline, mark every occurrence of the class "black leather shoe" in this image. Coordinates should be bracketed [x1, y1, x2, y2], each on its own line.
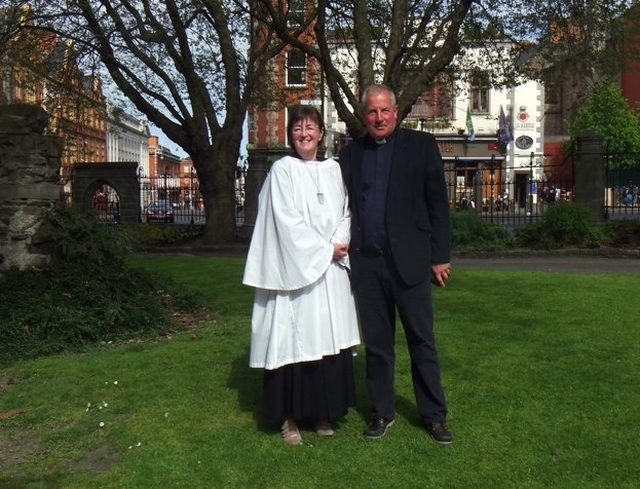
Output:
[426, 421, 452, 444]
[364, 418, 394, 439]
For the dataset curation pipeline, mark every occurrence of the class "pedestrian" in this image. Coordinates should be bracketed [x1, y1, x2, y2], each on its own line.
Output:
[243, 105, 360, 446]
[338, 84, 453, 444]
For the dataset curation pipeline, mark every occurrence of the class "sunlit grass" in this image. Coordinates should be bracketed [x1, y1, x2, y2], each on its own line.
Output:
[1, 255, 638, 488]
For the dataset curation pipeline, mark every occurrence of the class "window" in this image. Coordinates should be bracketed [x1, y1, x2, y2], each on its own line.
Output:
[410, 71, 454, 120]
[247, 111, 256, 145]
[286, 49, 306, 87]
[287, 0, 305, 27]
[469, 71, 490, 113]
[544, 72, 561, 111]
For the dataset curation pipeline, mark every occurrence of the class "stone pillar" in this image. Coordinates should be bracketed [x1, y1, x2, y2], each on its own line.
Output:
[574, 131, 606, 222]
[0, 105, 63, 272]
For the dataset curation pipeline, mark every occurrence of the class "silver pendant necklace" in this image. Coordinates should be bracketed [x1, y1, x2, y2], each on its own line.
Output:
[303, 159, 324, 204]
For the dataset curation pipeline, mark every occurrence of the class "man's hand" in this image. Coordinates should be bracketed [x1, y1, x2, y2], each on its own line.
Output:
[431, 262, 452, 287]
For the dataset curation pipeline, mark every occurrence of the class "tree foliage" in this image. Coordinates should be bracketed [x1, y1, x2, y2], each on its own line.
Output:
[4, 0, 287, 244]
[0, 1, 105, 174]
[254, 0, 639, 138]
[4, 0, 640, 242]
[568, 80, 640, 169]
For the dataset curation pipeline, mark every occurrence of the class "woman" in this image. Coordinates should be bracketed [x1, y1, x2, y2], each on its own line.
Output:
[243, 106, 360, 445]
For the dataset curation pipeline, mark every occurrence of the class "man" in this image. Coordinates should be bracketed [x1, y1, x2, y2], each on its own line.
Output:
[338, 84, 453, 444]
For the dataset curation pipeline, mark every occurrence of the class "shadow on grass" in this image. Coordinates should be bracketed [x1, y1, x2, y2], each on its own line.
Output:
[227, 347, 386, 436]
[0, 476, 64, 488]
[226, 351, 279, 435]
[395, 394, 428, 428]
[350, 351, 440, 431]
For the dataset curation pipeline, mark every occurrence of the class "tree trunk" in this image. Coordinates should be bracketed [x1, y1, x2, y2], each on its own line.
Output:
[195, 135, 240, 245]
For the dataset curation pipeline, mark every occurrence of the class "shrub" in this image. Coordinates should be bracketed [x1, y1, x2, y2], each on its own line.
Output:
[121, 223, 204, 248]
[451, 210, 513, 251]
[599, 220, 640, 249]
[514, 202, 601, 249]
[0, 209, 206, 366]
[36, 208, 134, 265]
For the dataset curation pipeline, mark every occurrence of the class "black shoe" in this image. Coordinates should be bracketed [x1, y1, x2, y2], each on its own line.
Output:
[426, 421, 452, 444]
[364, 418, 394, 439]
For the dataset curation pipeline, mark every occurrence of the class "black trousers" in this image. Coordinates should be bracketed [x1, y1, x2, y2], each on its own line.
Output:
[355, 254, 447, 423]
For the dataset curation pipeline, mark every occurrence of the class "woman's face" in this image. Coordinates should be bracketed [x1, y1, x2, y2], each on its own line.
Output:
[291, 117, 324, 161]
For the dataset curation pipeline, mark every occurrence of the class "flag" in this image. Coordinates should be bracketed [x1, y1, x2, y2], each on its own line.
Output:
[466, 106, 475, 141]
[498, 105, 514, 146]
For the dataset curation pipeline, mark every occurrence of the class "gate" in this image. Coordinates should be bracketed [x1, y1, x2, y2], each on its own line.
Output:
[71, 163, 246, 226]
[444, 153, 575, 229]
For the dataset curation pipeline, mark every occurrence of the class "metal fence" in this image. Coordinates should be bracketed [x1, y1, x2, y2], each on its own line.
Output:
[86, 154, 640, 228]
[90, 173, 218, 225]
[603, 152, 640, 220]
[137, 174, 208, 225]
[443, 158, 574, 229]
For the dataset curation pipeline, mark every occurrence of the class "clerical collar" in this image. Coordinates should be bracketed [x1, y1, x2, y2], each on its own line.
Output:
[368, 130, 396, 147]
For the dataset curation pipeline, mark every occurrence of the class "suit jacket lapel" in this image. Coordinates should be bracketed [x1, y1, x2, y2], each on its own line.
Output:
[388, 129, 407, 193]
[350, 141, 366, 216]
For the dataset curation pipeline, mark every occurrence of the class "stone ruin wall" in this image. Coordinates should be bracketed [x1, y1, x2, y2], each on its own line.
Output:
[0, 104, 62, 273]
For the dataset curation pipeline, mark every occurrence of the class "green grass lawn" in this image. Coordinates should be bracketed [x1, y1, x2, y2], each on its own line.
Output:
[1, 255, 639, 488]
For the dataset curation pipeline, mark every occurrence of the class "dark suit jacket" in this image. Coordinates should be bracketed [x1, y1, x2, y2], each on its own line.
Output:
[339, 128, 451, 287]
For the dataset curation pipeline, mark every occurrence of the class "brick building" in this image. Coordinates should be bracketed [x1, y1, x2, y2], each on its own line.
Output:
[248, 31, 546, 212]
[0, 10, 107, 187]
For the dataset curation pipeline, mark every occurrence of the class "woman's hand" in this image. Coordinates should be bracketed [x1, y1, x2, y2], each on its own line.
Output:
[333, 242, 349, 260]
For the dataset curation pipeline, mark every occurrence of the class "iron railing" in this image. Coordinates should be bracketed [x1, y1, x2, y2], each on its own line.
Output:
[443, 151, 575, 229]
[603, 152, 640, 220]
[86, 154, 640, 228]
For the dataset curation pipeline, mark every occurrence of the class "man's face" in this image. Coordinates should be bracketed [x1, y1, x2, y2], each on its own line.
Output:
[362, 90, 398, 140]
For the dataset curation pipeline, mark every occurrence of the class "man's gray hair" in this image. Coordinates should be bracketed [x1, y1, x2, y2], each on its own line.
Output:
[360, 84, 397, 110]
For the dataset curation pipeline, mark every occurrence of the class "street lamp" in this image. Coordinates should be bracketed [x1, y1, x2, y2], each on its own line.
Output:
[189, 166, 196, 225]
[137, 166, 144, 222]
[526, 152, 544, 219]
[488, 154, 497, 218]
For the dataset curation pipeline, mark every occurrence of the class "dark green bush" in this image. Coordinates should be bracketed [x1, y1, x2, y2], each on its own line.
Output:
[121, 223, 204, 248]
[37, 208, 134, 265]
[600, 220, 640, 249]
[451, 210, 513, 251]
[0, 209, 206, 367]
[514, 202, 601, 249]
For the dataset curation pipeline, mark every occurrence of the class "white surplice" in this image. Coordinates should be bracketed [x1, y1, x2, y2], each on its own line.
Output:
[243, 156, 360, 370]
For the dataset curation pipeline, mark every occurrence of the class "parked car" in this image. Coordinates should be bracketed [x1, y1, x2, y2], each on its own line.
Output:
[146, 200, 175, 223]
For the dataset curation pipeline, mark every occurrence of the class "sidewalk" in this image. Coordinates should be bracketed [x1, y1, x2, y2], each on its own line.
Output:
[453, 249, 640, 274]
[144, 242, 640, 274]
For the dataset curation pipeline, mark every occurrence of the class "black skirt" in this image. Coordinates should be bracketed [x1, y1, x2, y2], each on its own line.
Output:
[262, 348, 356, 421]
